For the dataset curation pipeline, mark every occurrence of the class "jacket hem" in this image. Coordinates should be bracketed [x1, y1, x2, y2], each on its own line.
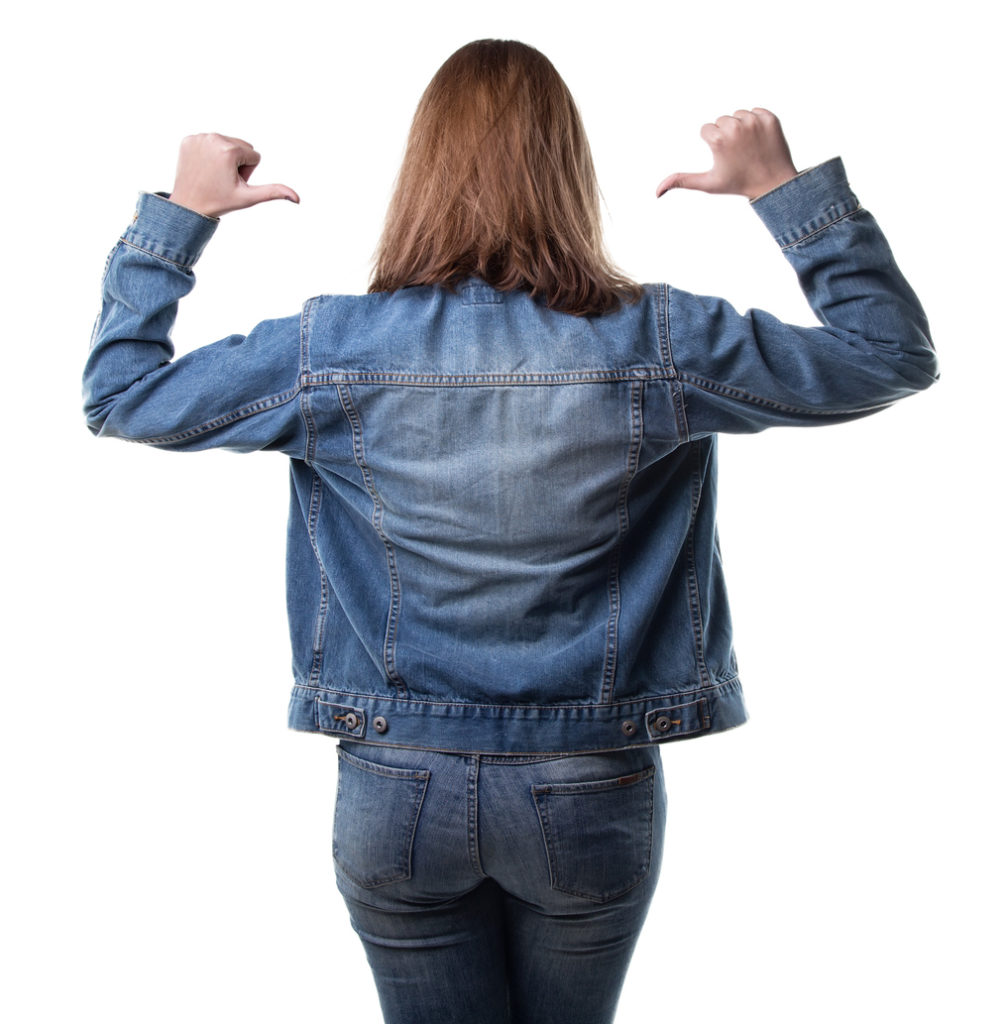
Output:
[286, 677, 748, 754]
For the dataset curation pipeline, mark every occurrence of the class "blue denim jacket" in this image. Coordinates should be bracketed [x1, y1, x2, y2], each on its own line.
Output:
[84, 157, 938, 754]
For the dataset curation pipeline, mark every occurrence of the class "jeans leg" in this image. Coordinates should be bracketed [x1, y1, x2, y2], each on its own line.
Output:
[334, 743, 507, 1024]
[481, 747, 667, 1024]
[342, 882, 511, 1024]
[499, 879, 658, 1024]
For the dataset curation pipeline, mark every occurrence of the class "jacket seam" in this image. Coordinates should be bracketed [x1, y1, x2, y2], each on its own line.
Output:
[655, 283, 674, 372]
[671, 379, 691, 440]
[661, 284, 692, 441]
[302, 369, 672, 387]
[289, 676, 741, 708]
[300, 298, 318, 462]
[300, 297, 326, 684]
[118, 235, 196, 270]
[306, 470, 328, 685]
[686, 444, 713, 687]
[778, 206, 859, 250]
[601, 379, 643, 702]
[677, 370, 896, 418]
[336, 383, 407, 697]
[122, 388, 301, 445]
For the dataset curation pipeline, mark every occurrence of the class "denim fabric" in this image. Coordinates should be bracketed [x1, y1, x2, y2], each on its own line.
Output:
[333, 741, 666, 1024]
[83, 158, 938, 754]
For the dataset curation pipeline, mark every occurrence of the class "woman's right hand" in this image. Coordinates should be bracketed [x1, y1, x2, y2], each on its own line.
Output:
[656, 108, 799, 201]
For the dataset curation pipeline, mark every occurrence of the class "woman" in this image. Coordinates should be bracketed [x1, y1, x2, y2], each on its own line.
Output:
[84, 39, 937, 1024]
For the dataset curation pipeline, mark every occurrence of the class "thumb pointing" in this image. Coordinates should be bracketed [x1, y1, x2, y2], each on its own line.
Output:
[656, 171, 712, 198]
[245, 182, 301, 207]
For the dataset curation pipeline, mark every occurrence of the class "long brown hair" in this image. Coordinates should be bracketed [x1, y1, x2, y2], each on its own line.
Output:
[369, 40, 642, 317]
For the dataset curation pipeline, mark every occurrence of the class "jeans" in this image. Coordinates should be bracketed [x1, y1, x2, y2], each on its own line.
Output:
[333, 741, 667, 1024]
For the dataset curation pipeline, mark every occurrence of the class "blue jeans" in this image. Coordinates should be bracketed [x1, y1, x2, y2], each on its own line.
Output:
[333, 742, 667, 1024]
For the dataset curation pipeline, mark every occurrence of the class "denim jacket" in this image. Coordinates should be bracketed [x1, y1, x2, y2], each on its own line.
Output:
[84, 157, 938, 754]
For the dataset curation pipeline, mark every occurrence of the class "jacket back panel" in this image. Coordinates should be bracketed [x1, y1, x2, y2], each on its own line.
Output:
[284, 281, 742, 751]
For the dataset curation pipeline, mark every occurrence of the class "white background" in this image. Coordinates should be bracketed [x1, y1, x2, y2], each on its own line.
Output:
[3, 1, 1003, 1021]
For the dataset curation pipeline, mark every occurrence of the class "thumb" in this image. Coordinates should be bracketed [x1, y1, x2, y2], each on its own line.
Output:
[241, 182, 301, 208]
[656, 171, 715, 198]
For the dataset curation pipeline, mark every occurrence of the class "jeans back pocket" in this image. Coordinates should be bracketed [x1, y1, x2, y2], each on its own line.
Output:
[531, 764, 656, 903]
[334, 747, 430, 889]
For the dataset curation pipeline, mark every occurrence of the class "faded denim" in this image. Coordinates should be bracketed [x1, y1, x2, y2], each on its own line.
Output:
[333, 740, 666, 1024]
[83, 157, 938, 754]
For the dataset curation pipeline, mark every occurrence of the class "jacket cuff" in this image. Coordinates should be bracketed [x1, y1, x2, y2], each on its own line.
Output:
[121, 191, 219, 268]
[750, 157, 861, 249]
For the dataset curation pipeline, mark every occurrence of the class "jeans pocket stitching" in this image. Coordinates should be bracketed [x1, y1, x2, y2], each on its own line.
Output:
[337, 746, 430, 781]
[531, 770, 655, 904]
[334, 750, 430, 889]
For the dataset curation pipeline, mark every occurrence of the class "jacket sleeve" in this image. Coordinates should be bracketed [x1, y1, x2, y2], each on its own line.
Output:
[668, 157, 939, 437]
[82, 192, 306, 455]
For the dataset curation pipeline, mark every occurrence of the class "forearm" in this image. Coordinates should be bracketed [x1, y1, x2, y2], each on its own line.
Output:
[82, 193, 304, 454]
[83, 193, 218, 435]
[673, 159, 939, 436]
[752, 158, 938, 392]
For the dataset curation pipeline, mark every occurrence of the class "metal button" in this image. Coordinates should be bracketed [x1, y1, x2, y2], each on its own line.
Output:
[654, 715, 673, 733]
[373, 716, 388, 734]
[344, 713, 359, 730]
[621, 720, 637, 737]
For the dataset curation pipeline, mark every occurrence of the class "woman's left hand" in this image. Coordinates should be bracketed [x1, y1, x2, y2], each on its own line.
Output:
[167, 134, 299, 218]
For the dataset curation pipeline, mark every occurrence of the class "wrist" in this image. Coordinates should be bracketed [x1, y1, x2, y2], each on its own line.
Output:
[164, 192, 221, 220]
[748, 158, 858, 245]
[745, 165, 799, 202]
[125, 192, 221, 267]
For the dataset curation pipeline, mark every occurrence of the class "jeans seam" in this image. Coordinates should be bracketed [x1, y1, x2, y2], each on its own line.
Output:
[468, 755, 485, 877]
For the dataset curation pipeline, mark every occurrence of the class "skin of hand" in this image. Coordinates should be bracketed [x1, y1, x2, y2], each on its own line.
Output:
[167, 134, 299, 218]
[656, 108, 799, 201]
